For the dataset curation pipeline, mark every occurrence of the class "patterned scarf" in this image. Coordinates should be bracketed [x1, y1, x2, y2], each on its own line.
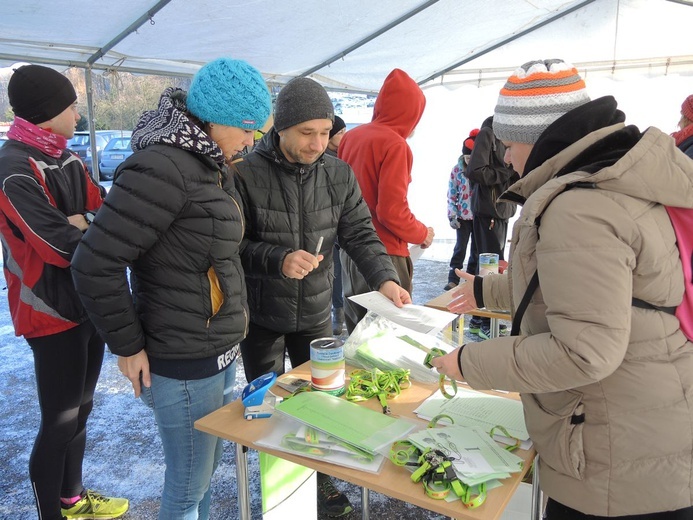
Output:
[6, 117, 68, 158]
[131, 87, 225, 165]
[671, 124, 693, 148]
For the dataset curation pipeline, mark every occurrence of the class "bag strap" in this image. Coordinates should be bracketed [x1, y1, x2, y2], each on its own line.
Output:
[511, 270, 539, 336]
[631, 298, 676, 315]
[509, 181, 596, 336]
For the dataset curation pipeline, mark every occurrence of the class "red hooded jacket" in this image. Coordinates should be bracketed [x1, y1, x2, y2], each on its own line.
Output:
[338, 69, 428, 256]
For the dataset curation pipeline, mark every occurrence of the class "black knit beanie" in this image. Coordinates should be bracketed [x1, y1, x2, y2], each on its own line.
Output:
[8, 65, 77, 124]
[274, 78, 334, 131]
[329, 115, 346, 139]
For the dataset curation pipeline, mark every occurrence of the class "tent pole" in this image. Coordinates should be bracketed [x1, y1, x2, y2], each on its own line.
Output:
[418, 0, 597, 86]
[84, 66, 100, 182]
[299, 0, 441, 79]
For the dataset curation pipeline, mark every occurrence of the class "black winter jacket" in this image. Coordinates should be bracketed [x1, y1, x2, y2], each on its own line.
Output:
[72, 145, 248, 363]
[0, 139, 104, 338]
[679, 134, 693, 159]
[234, 130, 398, 333]
[465, 123, 518, 220]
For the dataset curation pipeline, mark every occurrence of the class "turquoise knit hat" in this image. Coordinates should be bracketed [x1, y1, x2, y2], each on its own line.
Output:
[186, 58, 271, 130]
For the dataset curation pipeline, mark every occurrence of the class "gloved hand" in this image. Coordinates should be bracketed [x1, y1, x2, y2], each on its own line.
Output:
[449, 217, 461, 229]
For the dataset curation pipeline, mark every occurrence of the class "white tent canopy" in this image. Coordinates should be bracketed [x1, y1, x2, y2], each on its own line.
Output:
[2, 0, 691, 245]
[1, 0, 692, 93]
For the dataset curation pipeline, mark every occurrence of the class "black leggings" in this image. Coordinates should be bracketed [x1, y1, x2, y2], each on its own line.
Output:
[545, 499, 693, 519]
[27, 321, 105, 520]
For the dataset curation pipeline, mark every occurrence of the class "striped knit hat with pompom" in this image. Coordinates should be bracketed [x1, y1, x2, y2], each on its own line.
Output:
[493, 59, 590, 144]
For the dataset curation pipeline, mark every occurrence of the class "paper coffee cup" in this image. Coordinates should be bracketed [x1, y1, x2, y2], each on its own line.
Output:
[479, 253, 499, 277]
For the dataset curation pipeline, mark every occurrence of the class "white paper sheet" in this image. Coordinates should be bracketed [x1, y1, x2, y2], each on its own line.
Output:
[408, 244, 426, 263]
[414, 388, 530, 441]
[348, 291, 457, 333]
[256, 415, 386, 474]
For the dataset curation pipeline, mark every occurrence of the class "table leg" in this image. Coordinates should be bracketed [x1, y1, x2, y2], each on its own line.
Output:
[490, 317, 500, 339]
[530, 455, 542, 520]
[451, 315, 460, 344]
[235, 443, 251, 520]
[361, 487, 369, 520]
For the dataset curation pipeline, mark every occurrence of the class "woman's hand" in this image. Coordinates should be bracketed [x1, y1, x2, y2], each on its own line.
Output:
[118, 350, 151, 398]
[447, 270, 478, 314]
[429, 347, 465, 382]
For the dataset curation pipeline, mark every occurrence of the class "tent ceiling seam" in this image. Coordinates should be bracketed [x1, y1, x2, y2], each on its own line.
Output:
[86, 0, 173, 65]
[418, 0, 596, 86]
[299, 0, 441, 78]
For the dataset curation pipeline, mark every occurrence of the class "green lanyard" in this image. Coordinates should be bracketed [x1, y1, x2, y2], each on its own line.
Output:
[423, 347, 458, 399]
[345, 367, 411, 414]
[397, 446, 486, 509]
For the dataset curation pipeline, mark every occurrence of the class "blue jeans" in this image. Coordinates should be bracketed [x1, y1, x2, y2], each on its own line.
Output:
[140, 362, 237, 520]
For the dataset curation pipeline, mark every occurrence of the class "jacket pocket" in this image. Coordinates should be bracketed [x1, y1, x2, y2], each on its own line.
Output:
[522, 391, 586, 480]
[207, 266, 224, 326]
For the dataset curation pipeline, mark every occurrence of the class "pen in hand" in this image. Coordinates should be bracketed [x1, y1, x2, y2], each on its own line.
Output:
[314, 236, 324, 258]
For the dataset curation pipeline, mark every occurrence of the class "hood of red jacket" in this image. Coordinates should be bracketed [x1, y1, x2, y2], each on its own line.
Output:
[372, 69, 426, 138]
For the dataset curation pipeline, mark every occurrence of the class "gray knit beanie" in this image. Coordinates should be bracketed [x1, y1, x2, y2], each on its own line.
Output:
[494, 59, 590, 144]
[274, 78, 334, 131]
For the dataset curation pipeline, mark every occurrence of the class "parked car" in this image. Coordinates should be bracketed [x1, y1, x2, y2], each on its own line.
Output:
[99, 136, 134, 180]
[67, 130, 131, 172]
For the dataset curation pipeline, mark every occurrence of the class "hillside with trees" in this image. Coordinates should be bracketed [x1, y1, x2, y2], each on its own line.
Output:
[0, 66, 191, 132]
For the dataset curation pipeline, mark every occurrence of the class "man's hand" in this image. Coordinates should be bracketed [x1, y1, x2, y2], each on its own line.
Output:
[67, 213, 90, 232]
[378, 280, 412, 307]
[429, 347, 465, 382]
[421, 227, 435, 248]
[447, 270, 477, 314]
[118, 350, 151, 398]
[282, 250, 324, 279]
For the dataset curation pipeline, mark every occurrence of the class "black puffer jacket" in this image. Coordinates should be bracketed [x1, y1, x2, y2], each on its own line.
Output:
[465, 118, 518, 219]
[679, 134, 693, 159]
[72, 145, 247, 361]
[234, 129, 398, 333]
[73, 88, 247, 380]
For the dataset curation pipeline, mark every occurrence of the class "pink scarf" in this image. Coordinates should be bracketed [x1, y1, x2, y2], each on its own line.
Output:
[671, 124, 693, 148]
[6, 117, 68, 158]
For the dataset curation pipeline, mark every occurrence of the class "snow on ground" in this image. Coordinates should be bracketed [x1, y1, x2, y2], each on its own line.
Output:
[1, 255, 493, 520]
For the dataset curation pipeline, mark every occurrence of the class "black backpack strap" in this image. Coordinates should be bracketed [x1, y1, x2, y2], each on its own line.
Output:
[511, 270, 539, 336]
[509, 180, 597, 337]
[632, 298, 676, 315]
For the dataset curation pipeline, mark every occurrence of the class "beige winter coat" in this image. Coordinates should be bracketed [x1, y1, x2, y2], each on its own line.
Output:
[461, 124, 693, 516]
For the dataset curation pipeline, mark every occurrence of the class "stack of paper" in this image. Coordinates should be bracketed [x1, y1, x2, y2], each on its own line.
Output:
[407, 425, 524, 487]
[351, 328, 454, 384]
[348, 291, 457, 334]
[256, 417, 386, 474]
[343, 311, 456, 384]
[274, 391, 416, 455]
[414, 387, 532, 450]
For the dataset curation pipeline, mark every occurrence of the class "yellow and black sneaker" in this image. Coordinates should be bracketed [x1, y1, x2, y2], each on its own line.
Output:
[61, 490, 129, 519]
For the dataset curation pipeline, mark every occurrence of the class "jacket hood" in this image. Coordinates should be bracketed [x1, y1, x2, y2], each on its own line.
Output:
[507, 122, 693, 210]
[371, 69, 425, 138]
[131, 87, 225, 166]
